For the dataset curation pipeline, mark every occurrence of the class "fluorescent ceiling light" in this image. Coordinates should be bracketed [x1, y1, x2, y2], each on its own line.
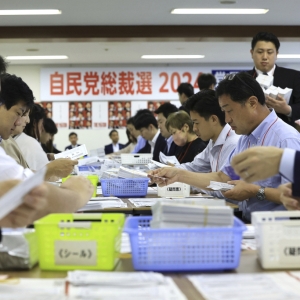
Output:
[278, 54, 300, 58]
[0, 9, 61, 15]
[6, 56, 68, 60]
[171, 8, 269, 14]
[142, 55, 204, 59]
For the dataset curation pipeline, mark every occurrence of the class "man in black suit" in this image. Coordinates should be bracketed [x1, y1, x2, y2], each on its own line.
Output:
[248, 32, 300, 126]
[104, 129, 125, 155]
[65, 132, 81, 150]
[154, 102, 181, 156]
[134, 113, 166, 162]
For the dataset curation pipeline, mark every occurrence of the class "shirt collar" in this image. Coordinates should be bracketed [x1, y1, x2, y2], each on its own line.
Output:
[166, 135, 173, 146]
[149, 130, 160, 148]
[249, 109, 276, 141]
[255, 64, 276, 76]
[213, 123, 232, 147]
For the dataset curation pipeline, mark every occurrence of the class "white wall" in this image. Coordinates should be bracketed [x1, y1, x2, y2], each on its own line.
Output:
[7, 62, 300, 152]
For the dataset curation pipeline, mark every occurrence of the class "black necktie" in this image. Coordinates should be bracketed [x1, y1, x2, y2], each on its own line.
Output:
[263, 72, 268, 75]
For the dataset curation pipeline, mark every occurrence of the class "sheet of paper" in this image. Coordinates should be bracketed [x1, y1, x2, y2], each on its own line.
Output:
[0, 167, 46, 220]
[188, 273, 300, 300]
[54, 144, 88, 160]
[159, 152, 180, 166]
[207, 181, 234, 191]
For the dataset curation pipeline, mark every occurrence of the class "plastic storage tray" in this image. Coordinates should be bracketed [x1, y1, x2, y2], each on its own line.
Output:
[121, 154, 153, 165]
[252, 211, 300, 269]
[124, 216, 245, 271]
[34, 213, 125, 271]
[101, 178, 149, 197]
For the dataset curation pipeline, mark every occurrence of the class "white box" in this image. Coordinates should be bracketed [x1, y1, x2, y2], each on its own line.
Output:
[252, 211, 300, 269]
[157, 182, 190, 198]
[121, 154, 153, 165]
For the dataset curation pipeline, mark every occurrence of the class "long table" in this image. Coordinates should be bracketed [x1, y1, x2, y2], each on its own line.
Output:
[2, 250, 278, 300]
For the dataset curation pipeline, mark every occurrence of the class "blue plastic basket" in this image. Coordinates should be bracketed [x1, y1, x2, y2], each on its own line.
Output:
[124, 216, 246, 271]
[100, 178, 149, 197]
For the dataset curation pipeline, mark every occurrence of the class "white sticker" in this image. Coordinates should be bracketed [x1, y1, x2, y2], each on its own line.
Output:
[55, 241, 97, 266]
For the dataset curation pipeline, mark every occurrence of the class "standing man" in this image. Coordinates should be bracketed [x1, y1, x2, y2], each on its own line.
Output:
[154, 102, 180, 156]
[104, 129, 125, 155]
[248, 32, 300, 126]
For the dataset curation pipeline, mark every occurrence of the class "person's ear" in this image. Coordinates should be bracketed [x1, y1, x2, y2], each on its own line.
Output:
[247, 96, 259, 109]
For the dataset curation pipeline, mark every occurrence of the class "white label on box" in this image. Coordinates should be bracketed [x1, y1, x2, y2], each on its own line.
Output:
[55, 241, 97, 266]
[279, 240, 300, 264]
[54, 144, 88, 160]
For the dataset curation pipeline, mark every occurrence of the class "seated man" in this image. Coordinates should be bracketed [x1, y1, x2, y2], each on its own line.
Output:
[134, 112, 166, 162]
[150, 72, 300, 223]
[178, 90, 240, 194]
[104, 129, 125, 155]
[65, 132, 81, 150]
[154, 103, 180, 156]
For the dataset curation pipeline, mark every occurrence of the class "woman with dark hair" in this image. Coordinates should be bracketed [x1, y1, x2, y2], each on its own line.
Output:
[14, 103, 49, 170]
[41, 118, 61, 154]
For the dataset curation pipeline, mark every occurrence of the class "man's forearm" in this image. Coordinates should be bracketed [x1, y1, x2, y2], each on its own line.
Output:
[177, 169, 229, 190]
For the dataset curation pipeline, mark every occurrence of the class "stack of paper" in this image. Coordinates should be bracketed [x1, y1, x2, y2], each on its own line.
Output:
[77, 197, 127, 212]
[159, 152, 180, 166]
[147, 159, 170, 170]
[67, 271, 187, 300]
[150, 201, 233, 228]
[264, 85, 293, 104]
[256, 74, 274, 89]
[207, 181, 234, 191]
[118, 166, 148, 179]
[121, 232, 131, 253]
[129, 198, 225, 208]
[89, 147, 105, 158]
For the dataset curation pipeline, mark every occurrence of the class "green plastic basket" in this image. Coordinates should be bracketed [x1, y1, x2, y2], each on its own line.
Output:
[34, 213, 125, 271]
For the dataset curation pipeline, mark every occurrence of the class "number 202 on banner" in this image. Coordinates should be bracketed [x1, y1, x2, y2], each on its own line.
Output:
[159, 72, 202, 93]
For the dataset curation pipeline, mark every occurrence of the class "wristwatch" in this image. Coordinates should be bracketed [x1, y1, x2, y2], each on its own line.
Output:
[256, 186, 266, 201]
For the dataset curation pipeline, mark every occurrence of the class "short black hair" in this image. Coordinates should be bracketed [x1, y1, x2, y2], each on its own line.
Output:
[216, 72, 265, 105]
[126, 117, 135, 126]
[43, 118, 58, 135]
[186, 90, 226, 126]
[154, 102, 178, 119]
[197, 73, 216, 90]
[69, 132, 77, 138]
[0, 73, 35, 110]
[109, 129, 118, 137]
[24, 103, 46, 141]
[251, 32, 280, 51]
[133, 109, 153, 126]
[0, 56, 8, 74]
[177, 82, 194, 97]
[134, 113, 158, 130]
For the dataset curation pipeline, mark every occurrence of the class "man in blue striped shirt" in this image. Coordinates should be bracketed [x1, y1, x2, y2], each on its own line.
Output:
[149, 72, 300, 222]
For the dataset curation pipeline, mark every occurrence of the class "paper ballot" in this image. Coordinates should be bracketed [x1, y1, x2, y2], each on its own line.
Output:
[159, 152, 180, 166]
[54, 144, 88, 160]
[0, 167, 46, 220]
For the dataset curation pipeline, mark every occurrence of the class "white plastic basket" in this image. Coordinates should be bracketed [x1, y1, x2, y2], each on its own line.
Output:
[157, 182, 190, 198]
[252, 211, 300, 269]
[121, 154, 153, 165]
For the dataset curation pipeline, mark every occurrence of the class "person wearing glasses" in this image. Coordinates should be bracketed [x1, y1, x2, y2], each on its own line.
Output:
[149, 72, 300, 223]
[248, 32, 300, 127]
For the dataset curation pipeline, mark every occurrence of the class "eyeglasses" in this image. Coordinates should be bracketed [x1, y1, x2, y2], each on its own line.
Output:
[224, 73, 257, 97]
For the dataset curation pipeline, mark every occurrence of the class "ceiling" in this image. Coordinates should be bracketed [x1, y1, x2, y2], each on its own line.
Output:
[0, 0, 299, 65]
